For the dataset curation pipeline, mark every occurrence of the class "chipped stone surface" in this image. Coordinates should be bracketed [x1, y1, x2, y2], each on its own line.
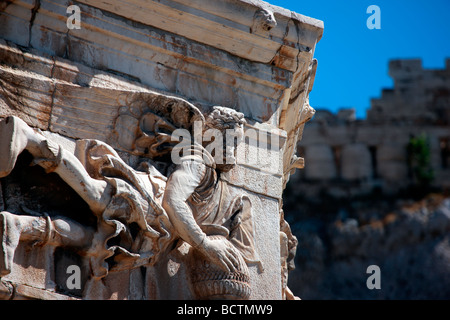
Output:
[0, 0, 322, 299]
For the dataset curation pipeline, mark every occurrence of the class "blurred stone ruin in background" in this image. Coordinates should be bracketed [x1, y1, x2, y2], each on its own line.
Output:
[0, 0, 322, 300]
[284, 59, 450, 299]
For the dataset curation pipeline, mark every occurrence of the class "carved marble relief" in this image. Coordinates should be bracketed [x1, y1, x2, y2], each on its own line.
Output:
[0, 100, 263, 299]
[0, 0, 323, 300]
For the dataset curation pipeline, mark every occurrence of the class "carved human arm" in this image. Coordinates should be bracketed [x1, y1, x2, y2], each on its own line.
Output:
[0, 210, 94, 276]
[0, 116, 112, 215]
[162, 159, 239, 273]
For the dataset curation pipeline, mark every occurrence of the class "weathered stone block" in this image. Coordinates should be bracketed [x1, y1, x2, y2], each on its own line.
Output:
[0, 0, 322, 300]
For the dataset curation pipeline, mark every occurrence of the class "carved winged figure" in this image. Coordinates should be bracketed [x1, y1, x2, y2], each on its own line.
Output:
[0, 98, 261, 299]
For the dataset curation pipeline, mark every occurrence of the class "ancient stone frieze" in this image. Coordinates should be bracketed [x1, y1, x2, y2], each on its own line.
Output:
[0, 0, 322, 299]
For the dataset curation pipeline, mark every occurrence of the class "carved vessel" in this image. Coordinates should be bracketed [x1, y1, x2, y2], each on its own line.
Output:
[189, 229, 251, 300]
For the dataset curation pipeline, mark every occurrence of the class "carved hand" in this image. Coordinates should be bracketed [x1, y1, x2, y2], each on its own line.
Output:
[198, 237, 240, 273]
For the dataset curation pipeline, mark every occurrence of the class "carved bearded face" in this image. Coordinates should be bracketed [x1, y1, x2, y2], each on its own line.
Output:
[203, 106, 246, 172]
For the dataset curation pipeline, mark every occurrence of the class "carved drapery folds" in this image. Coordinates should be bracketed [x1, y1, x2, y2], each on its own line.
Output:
[0, 100, 261, 299]
[113, 94, 205, 159]
[0, 0, 323, 300]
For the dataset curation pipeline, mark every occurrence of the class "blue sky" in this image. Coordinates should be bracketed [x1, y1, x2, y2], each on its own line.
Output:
[268, 0, 450, 118]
